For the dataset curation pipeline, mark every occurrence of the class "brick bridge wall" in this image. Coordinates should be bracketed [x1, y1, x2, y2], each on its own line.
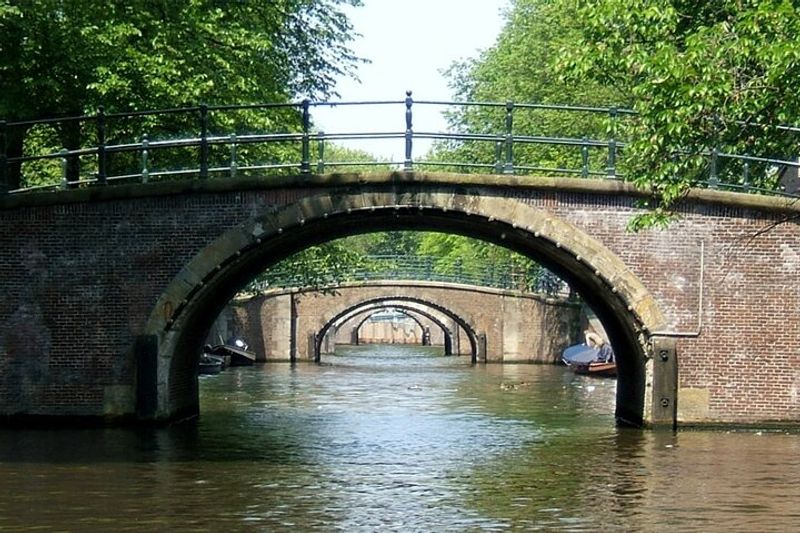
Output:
[0, 173, 799, 426]
[224, 282, 580, 363]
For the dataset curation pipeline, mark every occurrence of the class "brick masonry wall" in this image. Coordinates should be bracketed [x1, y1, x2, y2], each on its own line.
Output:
[1, 177, 798, 424]
[537, 192, 800, 423]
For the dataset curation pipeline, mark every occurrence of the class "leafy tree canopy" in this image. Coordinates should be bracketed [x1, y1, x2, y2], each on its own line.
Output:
[0, 0, 363, 189]
[0, 0, 362, 119]
[435, 0, 800, 226]
[559, 0, 800, 225]
[431, 0, 624, 179]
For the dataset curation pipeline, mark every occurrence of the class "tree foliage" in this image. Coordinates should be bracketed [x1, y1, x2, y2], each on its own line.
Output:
[0, 0, 363, 188]
[560, 0, 800, 224]
[250, 231, 563, 295]
[430, 0, 624, 177]
[433, 0, 800, 226]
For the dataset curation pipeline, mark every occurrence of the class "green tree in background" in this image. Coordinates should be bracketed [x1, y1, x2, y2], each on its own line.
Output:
[560, 0, 800, 226]
[429, 0, 624, 176]
[251, 231, 563, 296]
[0, 0, 362, 188]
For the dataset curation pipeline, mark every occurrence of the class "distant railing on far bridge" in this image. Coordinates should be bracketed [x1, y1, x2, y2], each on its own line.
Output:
[247, 254, 566, 297]
[2, 92, 799, 197]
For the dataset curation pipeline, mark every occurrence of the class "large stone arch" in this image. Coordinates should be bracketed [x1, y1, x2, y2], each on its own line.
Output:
[144, 187, 666, 426]
[327, 302, 458, 355]
[314, 296, 478, 362]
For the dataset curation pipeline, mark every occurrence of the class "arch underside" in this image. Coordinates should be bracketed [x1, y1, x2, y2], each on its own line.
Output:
[146, 186, 666, 426]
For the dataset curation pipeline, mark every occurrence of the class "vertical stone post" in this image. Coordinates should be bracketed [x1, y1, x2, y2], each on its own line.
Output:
[651, 336, 678, 429]
[290, 292, 298, 363]
[477, 332, 487, 363]
[309, 333, 318, 363]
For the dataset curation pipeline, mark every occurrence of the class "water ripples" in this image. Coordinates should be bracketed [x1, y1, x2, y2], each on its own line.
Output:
[0, 344, 798, 530]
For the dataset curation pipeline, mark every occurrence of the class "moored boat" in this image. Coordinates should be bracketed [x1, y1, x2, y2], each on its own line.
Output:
[199, 354, 224, 375]
[204, 342, 256, 366]
[561, 343, 616, 377]
[573, 360, 617, 377]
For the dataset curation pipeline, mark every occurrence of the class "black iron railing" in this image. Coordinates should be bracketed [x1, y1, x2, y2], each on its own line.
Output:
[248, 254, 565, 295]
[1, 92, 799, 197]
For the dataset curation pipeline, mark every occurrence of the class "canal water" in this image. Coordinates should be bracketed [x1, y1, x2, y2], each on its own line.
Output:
[0, 344, 799, 531]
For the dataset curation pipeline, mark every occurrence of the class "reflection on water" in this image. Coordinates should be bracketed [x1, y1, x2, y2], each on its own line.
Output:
[0, 344, 798, 531]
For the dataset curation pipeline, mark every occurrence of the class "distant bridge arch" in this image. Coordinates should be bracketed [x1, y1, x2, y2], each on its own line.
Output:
[314, 295, 479, 362]
[326, 302, 459, 355]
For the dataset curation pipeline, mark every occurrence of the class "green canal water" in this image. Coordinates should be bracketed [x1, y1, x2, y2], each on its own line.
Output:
[0, 344, 799, 531]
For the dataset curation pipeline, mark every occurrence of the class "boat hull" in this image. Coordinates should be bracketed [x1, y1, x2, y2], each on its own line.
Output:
[573, 361, 617, 377]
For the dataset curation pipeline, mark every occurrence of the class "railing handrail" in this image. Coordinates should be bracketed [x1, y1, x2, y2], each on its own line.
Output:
[2, 94, 799, 198]
[248, 254, 566, 296]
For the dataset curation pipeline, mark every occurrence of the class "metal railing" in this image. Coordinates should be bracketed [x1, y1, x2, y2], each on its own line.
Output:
[1, 92, 799, 197]
[248, 254, 565, 295]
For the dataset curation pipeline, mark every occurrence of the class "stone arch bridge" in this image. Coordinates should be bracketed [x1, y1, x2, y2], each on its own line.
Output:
[223, 280, 579, 364]
[1, 172, 799, 428]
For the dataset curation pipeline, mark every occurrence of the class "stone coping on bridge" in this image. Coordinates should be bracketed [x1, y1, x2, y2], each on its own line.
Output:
[3, 171, 800, 216]
[233, 279, 580, 307]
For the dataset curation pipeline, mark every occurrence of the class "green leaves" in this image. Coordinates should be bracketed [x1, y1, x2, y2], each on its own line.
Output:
[1, 0, 363, 189]
[561, 0, 800, 225]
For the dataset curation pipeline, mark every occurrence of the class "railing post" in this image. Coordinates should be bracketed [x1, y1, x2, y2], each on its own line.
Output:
[229, 133, 237, 178]
[141, 135, 149, 183]
[96, 106, 107, 185]
[301, 99, 311, 174]
[494, 140, 503, 174]
[404, 90, 413, 172]
[0, 120, 7, 194]
[60, 148, 69, 189]
[606, 106, 617, 178]
[581, 137, 589, 178]
[199, 104, 209, 179]
[742, 158, 750, 192]
[709, 148, 719, 188]
[316, 131, 326, 174]
[709, 115, 720, 188]
[503, 101, 514, 174]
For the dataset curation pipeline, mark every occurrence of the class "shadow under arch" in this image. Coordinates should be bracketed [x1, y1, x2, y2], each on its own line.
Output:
[350, 306, 456, 355]
[144, 186, 667, 427]
[315, 296, 478, 362]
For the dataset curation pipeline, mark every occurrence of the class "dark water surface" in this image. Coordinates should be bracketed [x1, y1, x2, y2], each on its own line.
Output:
[1, 344, 799, 531]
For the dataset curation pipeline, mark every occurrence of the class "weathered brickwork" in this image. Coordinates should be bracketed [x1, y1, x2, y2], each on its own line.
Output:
[0, 174, 798, 425]
[536, 192, 800, 424]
